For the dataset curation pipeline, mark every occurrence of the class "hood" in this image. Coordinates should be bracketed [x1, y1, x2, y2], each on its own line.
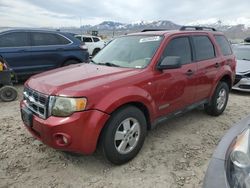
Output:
[236, 59, 250, 74]
[26, 63, 142, 96]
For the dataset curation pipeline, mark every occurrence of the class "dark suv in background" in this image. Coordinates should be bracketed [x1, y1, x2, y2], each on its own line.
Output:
[0, 29, 89, 77]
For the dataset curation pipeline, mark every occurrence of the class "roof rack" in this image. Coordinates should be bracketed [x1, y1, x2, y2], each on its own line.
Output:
[141, 29, 168, 32]
[180, 26, 217, 31]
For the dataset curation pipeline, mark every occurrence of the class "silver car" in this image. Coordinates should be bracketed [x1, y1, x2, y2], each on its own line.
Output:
[232, 44, 250, 92]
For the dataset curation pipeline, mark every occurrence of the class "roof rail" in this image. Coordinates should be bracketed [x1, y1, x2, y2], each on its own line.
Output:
[141, 29, 168, 32]
[180, 26, 217, 31]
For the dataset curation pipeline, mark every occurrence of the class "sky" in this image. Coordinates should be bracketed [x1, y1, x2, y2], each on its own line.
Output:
[1, 0, 250, 27]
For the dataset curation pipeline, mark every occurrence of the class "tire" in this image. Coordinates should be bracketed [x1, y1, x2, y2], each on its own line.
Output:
[0, 86, 18, 102]
[63, 59, 79, 66]
[92, 48, 100, 56]
[205, 82, 229, 116]
[100, 106, 147, 165]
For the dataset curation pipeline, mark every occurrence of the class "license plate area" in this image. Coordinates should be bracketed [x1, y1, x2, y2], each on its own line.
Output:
[21, 108, 33, 127]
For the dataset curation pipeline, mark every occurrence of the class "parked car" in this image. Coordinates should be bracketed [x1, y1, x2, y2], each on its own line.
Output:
[203, 115, 250, 188]
[0, 29, 89, 77]
[20, 26, 236, 164]
[74, 35, 105, 56]
[232, 43, 250, 92]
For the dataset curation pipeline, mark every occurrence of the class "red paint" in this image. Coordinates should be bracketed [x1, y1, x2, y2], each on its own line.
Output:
[21, 30, 236, 154]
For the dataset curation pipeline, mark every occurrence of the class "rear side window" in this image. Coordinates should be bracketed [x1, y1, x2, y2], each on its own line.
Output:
[93, 37, 100, 42]
[31, 32, 70, 46]
[0, 32, 29, 47]
[215, 35, 232, 56]
[83, 37, 93, 43]
[162, 37, 192, 65]
[193, 36, 215, 61]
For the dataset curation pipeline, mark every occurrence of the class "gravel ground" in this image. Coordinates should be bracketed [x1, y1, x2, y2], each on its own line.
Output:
[0, 85, 250, 188]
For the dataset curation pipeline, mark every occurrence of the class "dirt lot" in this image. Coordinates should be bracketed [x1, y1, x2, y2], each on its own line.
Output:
[0, 85, 249, 188]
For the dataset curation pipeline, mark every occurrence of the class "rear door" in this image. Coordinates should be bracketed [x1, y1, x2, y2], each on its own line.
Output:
[191, 35, 219, 101]
[0, 31, 31, 75]
[30, 32, 71, 73]
[154, 36, 198, 116]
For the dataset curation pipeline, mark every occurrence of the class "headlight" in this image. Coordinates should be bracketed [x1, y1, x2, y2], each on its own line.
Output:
[51, 97, 87, 117]
[230, 128, 250, 168]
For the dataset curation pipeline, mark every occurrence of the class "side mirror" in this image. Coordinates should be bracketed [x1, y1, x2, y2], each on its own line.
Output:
[157, 56, 182, 70]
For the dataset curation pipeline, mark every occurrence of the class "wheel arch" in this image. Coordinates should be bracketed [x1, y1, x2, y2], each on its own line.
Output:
[61, 57, 82, 67]
[96, 101, 151, 152]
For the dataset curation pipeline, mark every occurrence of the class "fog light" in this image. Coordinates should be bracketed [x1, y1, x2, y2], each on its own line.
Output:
[54, 133, 71, 146]
[230, 128, 250, 168]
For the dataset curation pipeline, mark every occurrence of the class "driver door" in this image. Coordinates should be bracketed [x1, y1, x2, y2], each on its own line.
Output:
[154, 36, 198, 116]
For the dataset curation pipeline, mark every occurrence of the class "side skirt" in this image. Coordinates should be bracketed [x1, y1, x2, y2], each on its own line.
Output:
[151, 99, 209, 129]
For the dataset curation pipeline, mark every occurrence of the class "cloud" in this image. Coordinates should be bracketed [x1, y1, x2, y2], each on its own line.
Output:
[0, 0, 250, 27]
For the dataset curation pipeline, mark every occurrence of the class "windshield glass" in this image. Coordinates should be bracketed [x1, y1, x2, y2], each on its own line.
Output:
[92, 35, 163, 68]
[233, 47, 250, 61]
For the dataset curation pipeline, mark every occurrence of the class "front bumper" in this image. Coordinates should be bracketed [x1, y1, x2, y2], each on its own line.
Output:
[232, 76, 250, 92]
[20, 101, 110, 154]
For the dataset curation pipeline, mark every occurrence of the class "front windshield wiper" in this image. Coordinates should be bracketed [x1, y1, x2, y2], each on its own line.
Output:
[242, 58, 250, 61]
[90, 59, 97, 64]
[98, 62, 121, 67]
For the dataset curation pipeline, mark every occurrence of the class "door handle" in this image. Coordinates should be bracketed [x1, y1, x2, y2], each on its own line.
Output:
[215, 62, 220, 68]
[185, 69, 194, 76]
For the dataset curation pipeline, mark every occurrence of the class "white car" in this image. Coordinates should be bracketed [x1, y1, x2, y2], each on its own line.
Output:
[75, 35, 105, 56]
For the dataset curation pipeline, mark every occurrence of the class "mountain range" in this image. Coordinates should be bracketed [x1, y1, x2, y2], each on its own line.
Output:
[69, 19, 250, 40]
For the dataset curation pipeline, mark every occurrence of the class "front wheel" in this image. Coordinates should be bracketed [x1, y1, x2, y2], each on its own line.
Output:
[205, 82, 229, 116]
[100, 106, 147, 165]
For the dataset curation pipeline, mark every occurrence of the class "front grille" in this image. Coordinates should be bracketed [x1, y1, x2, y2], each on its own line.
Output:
[23, 87, 49, 119]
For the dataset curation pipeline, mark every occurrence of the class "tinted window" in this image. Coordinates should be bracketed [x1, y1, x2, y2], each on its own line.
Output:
[93, 37, 100, 42]
[83, 37, 93, 43]
[215, 35, 232, 56]
[193, 36, 215, 61]
[162, 37, 192, 65]
[0, 32, 29, 47]
[31, 32, 70, 46]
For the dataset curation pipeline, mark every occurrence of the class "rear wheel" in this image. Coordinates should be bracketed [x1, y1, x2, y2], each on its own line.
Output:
[0, 86, 18, 102]
[100, 106, 147, 165]
[205, 82, 229, 116]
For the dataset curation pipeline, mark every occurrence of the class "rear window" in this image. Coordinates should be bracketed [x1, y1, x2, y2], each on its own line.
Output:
[215, 35, 232, 56]
[193, 36, 215, 61]
[0, 32, 29, 47]
[31, 32, 70, 46]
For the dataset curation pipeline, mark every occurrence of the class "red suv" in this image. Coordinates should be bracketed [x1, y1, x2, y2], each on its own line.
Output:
[21, 26, 236, 164]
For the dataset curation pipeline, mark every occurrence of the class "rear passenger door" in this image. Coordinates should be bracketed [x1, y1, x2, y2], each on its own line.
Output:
[30, 32, 71, 73]
[0, 31, 32, 75]
[192, 35, 219, 102]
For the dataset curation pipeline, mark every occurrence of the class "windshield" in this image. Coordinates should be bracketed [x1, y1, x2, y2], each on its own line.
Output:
[92, 35, 163, 68]
[233, 47, 250, 61]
